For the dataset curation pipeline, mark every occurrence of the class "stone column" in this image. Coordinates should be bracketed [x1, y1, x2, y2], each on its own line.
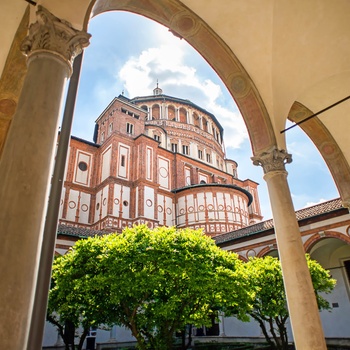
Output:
[0, 6, 90, 349]
[252, 147, 327, 350]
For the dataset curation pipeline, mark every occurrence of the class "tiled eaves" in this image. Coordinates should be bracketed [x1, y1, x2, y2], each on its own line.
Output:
[214, 198, 344, 245]
[57, 224, 106, 238]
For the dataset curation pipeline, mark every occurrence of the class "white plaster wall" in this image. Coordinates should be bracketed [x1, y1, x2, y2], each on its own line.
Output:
[187, 194, 195, 224]
[165, 196, 174, 227]
[78, 192, 90, 224]
[101, 147, 111, 182]
[66, 189, 79, 222]
[217, 192, 226, 220]
[101, 185, 109, 219]
[74, 151, 92, 186]
[222, 316, 261, 337]
[177, 196, 186, 226]
[185, 167, 191, 186]
[313, 244, 350, 338]
[113, 184, 122, 217]
[121, 186, 130, 219]
[144, 186, 155, 219]
[157, 194, 165, 226]
[158, 156, 170, 189]
[196, 193, 206, 222]
[117, 144, 129, 179]
[206, 192, 215, 221]
[95, 189, 102, 223]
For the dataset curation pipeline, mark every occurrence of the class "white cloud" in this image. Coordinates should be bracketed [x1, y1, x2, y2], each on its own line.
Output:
[118, 45, 248, 148]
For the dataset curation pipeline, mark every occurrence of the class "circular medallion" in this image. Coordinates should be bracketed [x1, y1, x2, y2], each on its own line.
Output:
[159, 167, 169, 178]
[78, 161, 88, 171]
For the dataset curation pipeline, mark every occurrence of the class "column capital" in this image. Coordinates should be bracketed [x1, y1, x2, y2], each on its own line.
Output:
[251, 146, 292, 174]
[342, 199, 350, 211]
[21, 6, 90, 74]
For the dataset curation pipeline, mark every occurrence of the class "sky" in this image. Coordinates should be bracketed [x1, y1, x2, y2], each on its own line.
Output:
[70, 11, 339, 220]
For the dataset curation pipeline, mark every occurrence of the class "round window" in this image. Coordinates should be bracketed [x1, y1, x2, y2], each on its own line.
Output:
[123, 200, 129, 206]
[78, 161, 88, 171]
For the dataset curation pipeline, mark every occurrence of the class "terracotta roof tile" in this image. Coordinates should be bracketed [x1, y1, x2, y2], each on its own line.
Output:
[215, 198, 344, 244]
[57, 224, 107, 238]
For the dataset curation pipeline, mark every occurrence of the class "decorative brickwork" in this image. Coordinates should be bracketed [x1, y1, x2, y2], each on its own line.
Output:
[58, 87, 262, 235]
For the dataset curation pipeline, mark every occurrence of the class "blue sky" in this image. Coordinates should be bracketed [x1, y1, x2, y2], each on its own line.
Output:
[71, 11, 339, 220]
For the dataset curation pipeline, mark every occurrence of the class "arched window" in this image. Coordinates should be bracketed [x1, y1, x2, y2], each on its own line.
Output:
[152, 104, 160, 120]
[179, 108, 187, 123]
[193, 112, 200, 128]
[168, 105, 176, 120]
[202, 117, 208, 132]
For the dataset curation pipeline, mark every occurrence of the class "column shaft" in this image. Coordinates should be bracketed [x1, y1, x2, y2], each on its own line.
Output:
[0, 6, 90, 349]
[0, 52, 69, 350]
[252, 147, 327, 350]
[265, 171, 326, 349]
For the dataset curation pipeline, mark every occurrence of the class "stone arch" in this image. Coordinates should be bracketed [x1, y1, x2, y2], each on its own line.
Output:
[179, 107, 187, 123]
[90, 0, 276, 155]
[151, 104, 160, 120]
[193, 112, 200, 128]
[202, 117, 208, 132]
[237, 254, 248, 262]
[167, 104, 176, 120]
[288, 102, 350, 205]
[257, 244, 278, 257]
[304, 231, 350, 253]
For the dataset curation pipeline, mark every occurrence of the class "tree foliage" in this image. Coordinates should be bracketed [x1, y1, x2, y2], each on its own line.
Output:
[48, 225, 252, 350]
[240, 255, 336, 350]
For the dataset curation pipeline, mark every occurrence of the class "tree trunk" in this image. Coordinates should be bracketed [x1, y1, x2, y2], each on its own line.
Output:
[77, 328, 89, 350]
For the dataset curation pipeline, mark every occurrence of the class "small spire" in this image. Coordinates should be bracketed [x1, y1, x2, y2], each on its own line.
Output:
[153, 80, 163, 96]
[122, 89, 124, 96]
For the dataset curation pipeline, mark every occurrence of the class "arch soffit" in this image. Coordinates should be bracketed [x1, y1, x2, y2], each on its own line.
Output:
[304, 231, 350, 254]
[90, 0, 276, 155]
[288, 102, 350, 204]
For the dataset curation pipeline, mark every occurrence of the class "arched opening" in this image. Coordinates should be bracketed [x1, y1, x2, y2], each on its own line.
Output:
[151, 104, 160, 120]
[179, 107, 187, 123]
[308, 237, 350, 338]
[168, 105, 176, 121]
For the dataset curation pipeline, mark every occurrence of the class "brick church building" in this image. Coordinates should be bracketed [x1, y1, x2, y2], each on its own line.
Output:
[58, 84, 263, 236]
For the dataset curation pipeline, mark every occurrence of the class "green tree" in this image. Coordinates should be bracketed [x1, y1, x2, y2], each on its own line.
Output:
[47, 238, 113, 350]
[48, 225, 252, 350]
[98, 225, 252, 349]
[240, 255, 336, 350]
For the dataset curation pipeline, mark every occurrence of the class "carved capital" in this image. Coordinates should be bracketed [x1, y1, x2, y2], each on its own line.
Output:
[342, 199, 350, 211]
[251, 146, 292, 174]
[21, 6, 90, 71]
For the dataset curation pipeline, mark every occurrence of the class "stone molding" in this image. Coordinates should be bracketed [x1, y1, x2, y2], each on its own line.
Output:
[21, 6, 90, 73]
[251, 146, 292, 174]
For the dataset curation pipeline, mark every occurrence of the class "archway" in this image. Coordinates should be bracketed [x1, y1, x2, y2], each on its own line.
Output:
[308, 236, 350, 338]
